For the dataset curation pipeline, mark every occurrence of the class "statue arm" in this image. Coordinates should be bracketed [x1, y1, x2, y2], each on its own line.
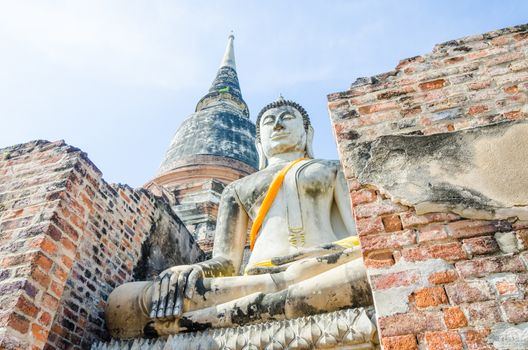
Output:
[334, 167, 357, 236]
[149, 183, 248, 320]
[210, 182, 249, 276]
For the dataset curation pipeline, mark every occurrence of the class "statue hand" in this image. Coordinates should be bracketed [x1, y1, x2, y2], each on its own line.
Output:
[149, 264, 204, 320]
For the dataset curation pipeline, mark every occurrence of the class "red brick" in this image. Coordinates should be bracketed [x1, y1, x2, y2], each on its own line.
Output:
[39, 237, 58, 255]
[468, 104, 488, 115]
[34, 252, 53, 272]
[52, 218, 79, 242]
[364, 250, 395, 268]
[377, 87, 416, 100]
[400, 212, 460, 228]
[361, 229, 416, 251]
[428, 270, 458, 285]
[351, 189, 377, 205]
[504, 84, 519, 94]
[381, 334, 418, 350]
[38, 312, 52, 326]
[462, 329, 493, 350]
[402, 242, 466, 262]
[356, 217, 384, 236]
[53, 265, 68, 282]
[502, 299, 528, 323]
[358, 101, 398, 115]
[468, 81, 491, 90]
[445, 56, 464, 65]
[382, 215, 403, 232]
[445, 280, 493, 304]
[15, 295, 39, 318]
[412, 287, 448, 308]
[50, 323, 66, 337]
[396, 55, 425, 69]
[514, 32, 528, 41]
[371, 270, 420, 290]
[378, 311, 445, 337]
[41, 293, 59, 311]
[31, 266, 51, 288]
[47, 224, 62, 241]
[50, 281, 65, 299]
[516, 229, 528, 249]
[354, 200, 407, 218]
[463, 300, 502, 327]
[31, 323, 49, 343]
[419, 79, 446, 91]
[424, 331, 463, 350]
[61, 255, 73, 269]
[462, 235, 499, 256]
[60, 236, 76, 254]
[79, 192, 94, 213]
[495, 279, 519, 296]
[443, 306, 468, 329]
[401, 106, 421, 117]
[119, 189, 131, 203]
[455, 255, 525, 278]
[0, 254, 30, 268]
[487, 51, 524, 66]
[417, 224, 447, 242]
[446, 220, 511, 239]
[7, 313, 30, 334]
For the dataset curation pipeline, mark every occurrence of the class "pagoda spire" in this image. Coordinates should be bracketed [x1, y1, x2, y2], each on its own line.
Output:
[195, 33, 248, 116]
[220, 32, 236, 69]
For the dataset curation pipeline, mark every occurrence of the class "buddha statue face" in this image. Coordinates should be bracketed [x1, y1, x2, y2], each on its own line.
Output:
[259, 105, 307, 159]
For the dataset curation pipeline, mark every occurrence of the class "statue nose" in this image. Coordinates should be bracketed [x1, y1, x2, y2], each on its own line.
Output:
[273, 119, 285, 130]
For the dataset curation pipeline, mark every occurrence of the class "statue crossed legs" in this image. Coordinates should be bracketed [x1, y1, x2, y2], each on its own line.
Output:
[106, 98, 372, 339]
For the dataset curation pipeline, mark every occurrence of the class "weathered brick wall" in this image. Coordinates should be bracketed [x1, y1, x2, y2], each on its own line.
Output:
[0, 140, 203, 349]
[328, 24, 528, 349]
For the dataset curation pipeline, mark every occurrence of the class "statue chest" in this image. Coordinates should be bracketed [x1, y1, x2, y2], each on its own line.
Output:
[239, 162, 337, 219]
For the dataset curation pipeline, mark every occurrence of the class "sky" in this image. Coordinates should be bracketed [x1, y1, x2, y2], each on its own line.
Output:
[1, 1, 526, 187]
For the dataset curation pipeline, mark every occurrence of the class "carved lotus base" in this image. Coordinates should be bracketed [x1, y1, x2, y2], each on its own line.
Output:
[92, 306, 378, 350]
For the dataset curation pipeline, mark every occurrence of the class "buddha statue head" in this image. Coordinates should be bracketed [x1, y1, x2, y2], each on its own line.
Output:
[255, 97, 314, 169]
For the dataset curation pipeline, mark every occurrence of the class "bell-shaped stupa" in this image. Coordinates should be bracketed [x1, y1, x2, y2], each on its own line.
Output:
[146, 34, 258, 253]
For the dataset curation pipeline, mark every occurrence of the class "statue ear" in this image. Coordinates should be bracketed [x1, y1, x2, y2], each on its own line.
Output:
[306, 125, 315, 159]
[256, 141, 267, 170]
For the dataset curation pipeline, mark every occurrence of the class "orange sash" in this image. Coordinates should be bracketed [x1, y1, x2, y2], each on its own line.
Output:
[249, 158, 307, 251]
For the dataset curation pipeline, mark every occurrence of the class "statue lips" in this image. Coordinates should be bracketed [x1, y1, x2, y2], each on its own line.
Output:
[270, 132, 290, 140]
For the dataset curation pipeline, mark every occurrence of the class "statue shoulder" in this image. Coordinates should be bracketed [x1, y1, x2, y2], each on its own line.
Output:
[224, 168, 274, 199]
[306, 159, 342, 174]
[310, 158, 341, 167]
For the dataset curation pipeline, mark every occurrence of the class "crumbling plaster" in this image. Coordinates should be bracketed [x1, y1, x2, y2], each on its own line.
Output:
[347, 120, 528, 220]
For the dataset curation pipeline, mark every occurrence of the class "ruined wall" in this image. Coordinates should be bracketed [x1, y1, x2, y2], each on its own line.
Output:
[0, 140, 203, 350]
[328, 24, 528, 349]
[146, 155, 256, 254]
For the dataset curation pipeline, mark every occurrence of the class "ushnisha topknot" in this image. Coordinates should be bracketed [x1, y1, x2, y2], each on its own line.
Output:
[256, 96, 311, 142]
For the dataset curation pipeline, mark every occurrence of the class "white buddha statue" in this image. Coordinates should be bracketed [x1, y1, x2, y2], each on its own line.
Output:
[106, 98, 371, 338]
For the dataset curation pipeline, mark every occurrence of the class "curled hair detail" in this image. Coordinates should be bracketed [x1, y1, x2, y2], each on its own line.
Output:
[255, 99, 311, 142]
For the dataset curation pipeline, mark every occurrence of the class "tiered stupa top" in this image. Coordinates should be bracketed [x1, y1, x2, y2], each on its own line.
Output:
[158, 34, 258, 174]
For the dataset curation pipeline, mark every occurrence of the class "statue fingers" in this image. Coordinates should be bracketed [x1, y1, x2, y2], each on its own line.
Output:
[164, 272, 179, 318]
[149, 276, 163, 319]
[173, 269, 191, 318]
[156, 273, 171, 319]
[184, 265, 204, 300]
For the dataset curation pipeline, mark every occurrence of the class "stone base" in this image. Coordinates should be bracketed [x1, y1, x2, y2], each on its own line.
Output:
[92, 307, 378, 350]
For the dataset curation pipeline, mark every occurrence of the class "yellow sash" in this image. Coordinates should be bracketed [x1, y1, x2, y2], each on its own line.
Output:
[249, 158, 307, 251]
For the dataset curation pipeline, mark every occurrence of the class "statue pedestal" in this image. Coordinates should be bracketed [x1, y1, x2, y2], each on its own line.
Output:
[92, 307, 378, 350]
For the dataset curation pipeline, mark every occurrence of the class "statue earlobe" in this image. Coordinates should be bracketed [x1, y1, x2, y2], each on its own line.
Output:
[256, 141, 267, 170]
[306, 126, 314, 159]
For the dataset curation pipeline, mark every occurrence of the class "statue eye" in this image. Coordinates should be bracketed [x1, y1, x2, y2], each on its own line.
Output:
[262, 116, 275, 125]
[282, 113, 295, 120]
